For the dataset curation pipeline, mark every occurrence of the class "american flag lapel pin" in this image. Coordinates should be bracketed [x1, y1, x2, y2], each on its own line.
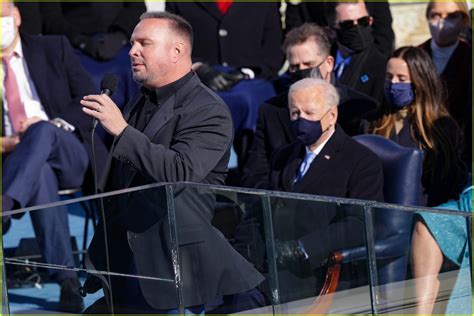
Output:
[324, 155, 331, 160]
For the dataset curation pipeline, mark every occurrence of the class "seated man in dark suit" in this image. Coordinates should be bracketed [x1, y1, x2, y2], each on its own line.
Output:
[270, 78, 383, 198]
[242, 23, 378, 189]
[326, 0, 387, 103]
[1, 1, 107, 312]
[268, 78, 384, 303]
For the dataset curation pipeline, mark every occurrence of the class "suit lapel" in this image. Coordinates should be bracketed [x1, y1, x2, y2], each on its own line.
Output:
[293, 128, 345, 193]
[123, 94, 143, 122]
[196, 2, 223, 21]
[142, 95, 175, 140]
[281, 143, 304, 192]
[339, 49, 370, 88]
[21, 36, 53, 118]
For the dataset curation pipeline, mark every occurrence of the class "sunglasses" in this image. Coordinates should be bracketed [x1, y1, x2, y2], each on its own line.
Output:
[336, 16, 371, 30]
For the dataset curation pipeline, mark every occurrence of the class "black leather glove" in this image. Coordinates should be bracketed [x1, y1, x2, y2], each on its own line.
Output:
[72, 32, 127, 61]
[195, 63, 247, 92]
[79, 274, 102, 297]
[96, 32, 128, 61]
[274, 240, 308, 268]
[72, 34, 101, 59]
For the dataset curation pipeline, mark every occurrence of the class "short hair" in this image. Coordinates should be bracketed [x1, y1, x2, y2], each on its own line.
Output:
[282, 23, 331, 57]
[325, 0, 366, 27]
[289, 78, 340, 109]
[140, 11, 194, 49]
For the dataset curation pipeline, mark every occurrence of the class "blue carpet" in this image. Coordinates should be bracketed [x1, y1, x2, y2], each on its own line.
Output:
[2, 196, 99, 314]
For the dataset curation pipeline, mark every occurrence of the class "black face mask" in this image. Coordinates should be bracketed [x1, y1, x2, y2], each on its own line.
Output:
[288, 57, 329, 83]
[336, 25, 374, 53]
[289, 67, 322, 83]
[291, 117, 323, 146]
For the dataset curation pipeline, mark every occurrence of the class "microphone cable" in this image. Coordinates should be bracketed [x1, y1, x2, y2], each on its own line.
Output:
[88, 74, 118, 315]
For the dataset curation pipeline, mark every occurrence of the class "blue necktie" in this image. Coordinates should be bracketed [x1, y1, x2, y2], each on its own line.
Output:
[294, 152, 317, 183]
[335, 61, 345, 79]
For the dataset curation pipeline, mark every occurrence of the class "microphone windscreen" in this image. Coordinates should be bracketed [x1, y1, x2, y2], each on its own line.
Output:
[100, 74, 118, 96]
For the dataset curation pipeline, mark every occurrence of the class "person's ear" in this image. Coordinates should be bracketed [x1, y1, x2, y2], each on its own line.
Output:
[368, 16, 374, 26]
[325, 55, 335, 74]
[329, 106, 338, 126]
[172, 42, 185, 62]
[12, 6, 22, 28]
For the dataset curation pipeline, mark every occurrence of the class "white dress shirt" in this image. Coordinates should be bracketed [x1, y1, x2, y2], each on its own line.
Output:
[2, 40, 48, 136]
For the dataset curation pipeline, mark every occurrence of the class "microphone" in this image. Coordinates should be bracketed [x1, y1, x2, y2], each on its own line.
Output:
[93, 74, 118, 128]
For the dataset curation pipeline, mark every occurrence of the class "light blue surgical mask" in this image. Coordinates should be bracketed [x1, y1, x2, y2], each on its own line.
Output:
[1, 16, 16, 50]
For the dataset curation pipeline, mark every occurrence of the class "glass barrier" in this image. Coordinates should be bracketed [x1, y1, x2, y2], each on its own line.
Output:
[370, 203, 472, 315]
[1, 182, 472, 315]
[1, 183, 181, 314]
[268, 194, 371, 315]
[171, 183, 269, 314]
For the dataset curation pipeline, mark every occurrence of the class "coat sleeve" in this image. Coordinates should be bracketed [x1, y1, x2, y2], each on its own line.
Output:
[367, 0, 395, 57]
[108, 1, 147, 37]
[111, 102, 233, 183]
[242, 105, 272, 189]
[39, 3, 81, 43]
[300, 148, 384, 269]
[259, 3, 284, 79]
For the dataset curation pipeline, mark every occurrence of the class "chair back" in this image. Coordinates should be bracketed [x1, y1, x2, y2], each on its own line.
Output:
[354, 134, 424, 284]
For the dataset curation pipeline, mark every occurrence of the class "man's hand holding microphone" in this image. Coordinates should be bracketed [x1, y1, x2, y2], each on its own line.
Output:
[81, 74, 127, 137]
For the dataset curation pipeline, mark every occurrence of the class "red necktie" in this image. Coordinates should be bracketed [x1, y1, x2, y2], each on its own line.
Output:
[2, 55, 26, 133]
[216, 0, 233, 15]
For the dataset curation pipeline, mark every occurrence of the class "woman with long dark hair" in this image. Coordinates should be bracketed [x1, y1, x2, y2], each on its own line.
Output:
[362, 46, 467, 206]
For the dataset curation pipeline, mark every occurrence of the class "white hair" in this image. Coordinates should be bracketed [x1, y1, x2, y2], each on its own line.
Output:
[289, 78, 340, 108]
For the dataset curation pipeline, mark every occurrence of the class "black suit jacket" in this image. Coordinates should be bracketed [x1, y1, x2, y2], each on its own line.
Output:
[2, 34, 108, 178]
[166, 1, 284, 79]
[267, 127, 383, 303]
[242, 82, 378, 189]
[39, 2, 146, 40]
[87, 73, 264, 310]
[336, 44, 387, 104]
[270, 126, 384, 199]
[419, 39, 471, 129]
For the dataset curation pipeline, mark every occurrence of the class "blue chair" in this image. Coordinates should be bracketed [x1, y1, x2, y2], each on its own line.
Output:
[350, 134, 424, 284]
[306, 135, 424, 313]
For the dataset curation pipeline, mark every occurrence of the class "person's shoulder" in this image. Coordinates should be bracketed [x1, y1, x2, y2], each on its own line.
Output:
[434, 115, 460, 131]
[271, 141, 300, 168]
[182, 75, 232, 114]
[261, 91, 289, 112]
[22, 33, 69, 46]
[418, 38, 431, 50]
[367, 45, 387, 64]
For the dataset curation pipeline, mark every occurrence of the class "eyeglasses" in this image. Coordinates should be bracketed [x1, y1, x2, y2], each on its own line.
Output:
[336, 16, 371, 30]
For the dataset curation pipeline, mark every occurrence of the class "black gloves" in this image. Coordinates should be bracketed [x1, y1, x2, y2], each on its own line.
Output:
[79, 274, 102, 297]
[73, 32, 128, 61]
[72, 35, 100, 59]
[195, 63, 248, 92]
[274, 239, 308, 268]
